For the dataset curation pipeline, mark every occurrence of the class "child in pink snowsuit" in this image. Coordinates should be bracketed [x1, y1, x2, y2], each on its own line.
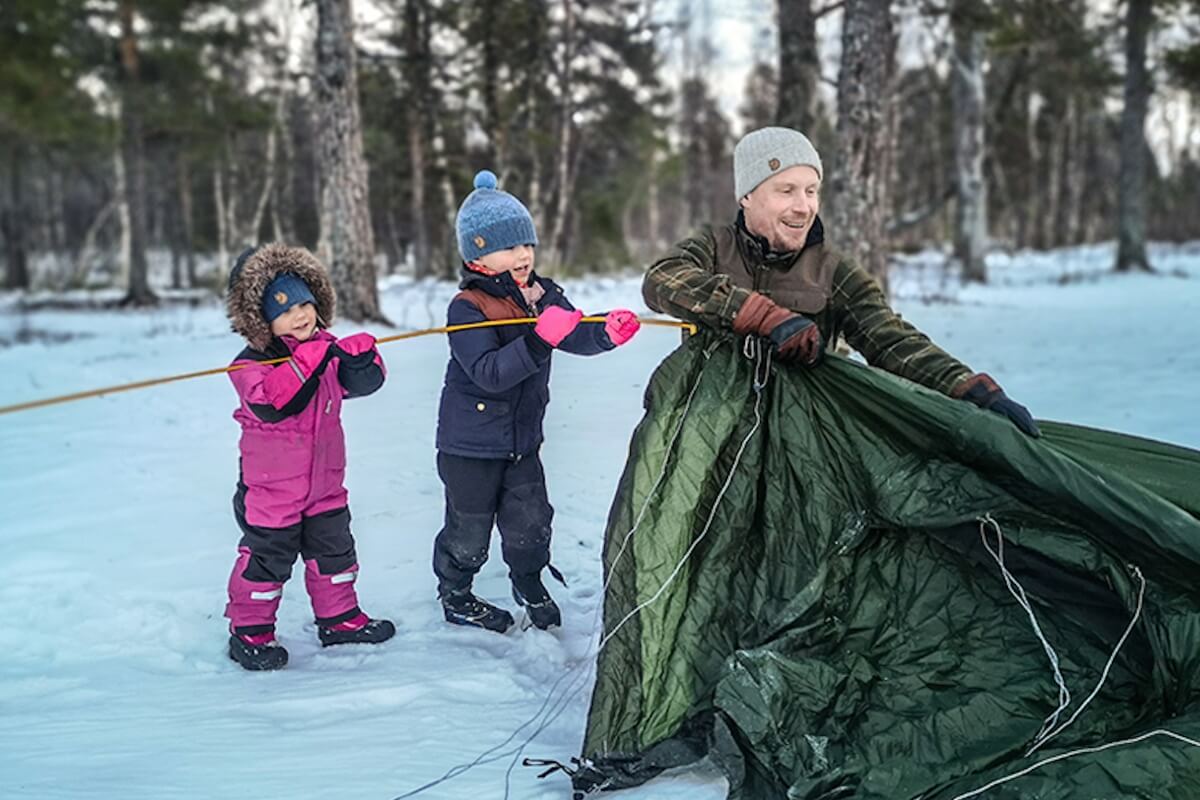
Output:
[223, 243, 395, 671]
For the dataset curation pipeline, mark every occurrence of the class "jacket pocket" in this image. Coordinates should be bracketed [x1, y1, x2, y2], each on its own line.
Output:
[438, 391, 514, 453]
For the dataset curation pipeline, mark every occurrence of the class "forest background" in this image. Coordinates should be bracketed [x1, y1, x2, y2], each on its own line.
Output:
[2, 0, 1198, 320]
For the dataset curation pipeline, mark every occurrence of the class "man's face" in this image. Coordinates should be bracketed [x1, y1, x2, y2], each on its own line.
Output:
[477, 244, 536, 286]
[739, 165, 821, 252]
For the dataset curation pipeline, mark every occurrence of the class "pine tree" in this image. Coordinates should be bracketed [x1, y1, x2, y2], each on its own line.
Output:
[0, 0, 104, 290]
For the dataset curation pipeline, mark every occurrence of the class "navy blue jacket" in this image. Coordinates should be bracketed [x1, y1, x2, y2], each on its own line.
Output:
[436, 267, 614, 459]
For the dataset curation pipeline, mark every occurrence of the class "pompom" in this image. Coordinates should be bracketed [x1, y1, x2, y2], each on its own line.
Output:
[473, 169, 498, 190]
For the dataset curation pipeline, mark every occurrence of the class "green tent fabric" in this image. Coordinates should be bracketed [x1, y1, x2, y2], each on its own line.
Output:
[575, 332, 1200, 800]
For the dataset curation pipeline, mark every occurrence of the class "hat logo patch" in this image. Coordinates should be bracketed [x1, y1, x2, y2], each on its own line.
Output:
[473, 235, 486, 249]
[275, 291, 288, 304]
[768, 158, 781, 171]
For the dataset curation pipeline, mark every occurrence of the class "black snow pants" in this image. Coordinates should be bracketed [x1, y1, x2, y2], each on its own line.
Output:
[432, 451, 554, 595]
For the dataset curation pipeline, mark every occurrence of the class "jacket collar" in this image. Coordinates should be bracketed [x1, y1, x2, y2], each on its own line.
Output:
[734, 209, 825, 267]
[274, 328, 332, 353]
[458, 263, 560, 309]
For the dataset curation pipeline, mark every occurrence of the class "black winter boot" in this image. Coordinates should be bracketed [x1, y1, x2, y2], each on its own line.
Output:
[318, 614, 397, 647]
[511, 574, 561, 630]
[441, 589, 515, 633]
[229, 632, 289, 671]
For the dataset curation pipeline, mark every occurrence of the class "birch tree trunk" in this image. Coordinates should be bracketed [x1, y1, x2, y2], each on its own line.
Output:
[315, 0, 384, 321]
[1057, 96, 1083, 246]
[830, 0, 895, 293]
[1021, 92, 1040, 250]
[224, 132, 241, 250]
[1115, 0, 1153, 272]
[118, 0, 157, 305]
[71, 197, 116, 290]
[170, 212, 182, 290]
[951, 2, 988, 283]
[214, 161, 228, 284]
[1041, 103, 1062, 249]
[244, 124, 278, 247]
[776, 0, 820, 133]
[647, 151, 662, 255]
[115, 142, 132, 292]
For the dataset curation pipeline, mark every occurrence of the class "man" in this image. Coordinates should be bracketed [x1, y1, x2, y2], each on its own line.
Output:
[642, 126, 1038, 436]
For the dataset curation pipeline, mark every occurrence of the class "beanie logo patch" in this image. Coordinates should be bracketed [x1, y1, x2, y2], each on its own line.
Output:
[768, 158, 781, 171]
[473, 235, 486, 249]
[275, 291, 288, 304]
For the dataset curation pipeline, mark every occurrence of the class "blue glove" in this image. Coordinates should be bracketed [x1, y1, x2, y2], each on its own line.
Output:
[953, 373, 1040, 437]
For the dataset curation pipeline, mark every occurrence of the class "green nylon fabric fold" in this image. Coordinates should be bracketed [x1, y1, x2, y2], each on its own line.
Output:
[579, 333, 1200, 799]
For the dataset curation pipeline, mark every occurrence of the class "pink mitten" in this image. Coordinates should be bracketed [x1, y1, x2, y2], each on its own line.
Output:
[534, 306, 583, 347]
[604, 309, 640, 347]
[262, 339, 332, 409]
[337, 332, 376, 357]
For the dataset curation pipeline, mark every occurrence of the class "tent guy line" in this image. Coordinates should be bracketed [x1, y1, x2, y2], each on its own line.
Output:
[0, 316, 697, 416]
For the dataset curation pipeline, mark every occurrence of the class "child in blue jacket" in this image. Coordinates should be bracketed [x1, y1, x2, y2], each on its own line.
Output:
[433, 170, 641, 632]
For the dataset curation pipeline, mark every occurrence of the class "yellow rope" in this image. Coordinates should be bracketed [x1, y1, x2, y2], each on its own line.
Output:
[0, 316, 697, 416]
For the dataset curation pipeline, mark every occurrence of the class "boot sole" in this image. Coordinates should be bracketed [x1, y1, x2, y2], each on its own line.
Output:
[444, 609, 515, 634]
[228, 637, 288, 671]
[319, 619, 397, 647]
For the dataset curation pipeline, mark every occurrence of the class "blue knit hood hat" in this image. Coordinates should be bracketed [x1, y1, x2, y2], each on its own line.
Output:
[455, 170, 538, 262]
[261, 272, 317, 322]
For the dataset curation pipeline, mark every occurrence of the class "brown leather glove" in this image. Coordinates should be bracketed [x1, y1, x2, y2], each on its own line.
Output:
[732, 291, 823, 366]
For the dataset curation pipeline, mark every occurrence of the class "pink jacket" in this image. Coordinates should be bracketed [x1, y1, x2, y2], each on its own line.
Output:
[230, 330, 384, 528]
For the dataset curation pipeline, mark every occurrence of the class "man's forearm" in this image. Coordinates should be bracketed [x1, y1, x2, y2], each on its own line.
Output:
[642, 234, 751, 330]
[834, 261, 972, 395]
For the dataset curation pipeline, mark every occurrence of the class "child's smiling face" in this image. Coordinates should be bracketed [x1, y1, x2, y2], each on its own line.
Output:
[270, 302, 318, 341]
[477, 244, 536, 286]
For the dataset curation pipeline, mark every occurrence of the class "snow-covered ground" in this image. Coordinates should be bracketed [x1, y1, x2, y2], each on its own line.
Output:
[0, 241, 1197, 800]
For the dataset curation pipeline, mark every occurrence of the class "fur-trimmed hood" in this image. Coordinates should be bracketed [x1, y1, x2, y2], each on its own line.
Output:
[226, 243, 336, 350]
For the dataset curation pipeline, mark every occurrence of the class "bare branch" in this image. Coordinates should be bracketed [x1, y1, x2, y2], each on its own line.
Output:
[886, 186, 956, 234]
[815, 1, 845, 18]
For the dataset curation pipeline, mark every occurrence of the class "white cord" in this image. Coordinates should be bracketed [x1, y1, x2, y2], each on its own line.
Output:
[1026, 564, 1145, 756]
[396, 339, 766, 799]
[978, 516, 1073, 741]
[497, 341, 768, 795]
[948, 728, 1200, 800]
[599, 345, 771, 651]
[600, 347, 712, 598]
[959, 516, 1161, 799]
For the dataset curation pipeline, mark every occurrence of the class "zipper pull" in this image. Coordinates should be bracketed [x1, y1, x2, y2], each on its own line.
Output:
[325, 399, 332, 414]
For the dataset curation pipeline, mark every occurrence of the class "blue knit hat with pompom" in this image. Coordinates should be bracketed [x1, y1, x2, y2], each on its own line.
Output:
[454, 170, 538, 262]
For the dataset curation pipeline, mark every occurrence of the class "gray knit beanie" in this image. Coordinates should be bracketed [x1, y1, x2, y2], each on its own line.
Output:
[455, 170, 539, 262]
[733, 127, 823, 200]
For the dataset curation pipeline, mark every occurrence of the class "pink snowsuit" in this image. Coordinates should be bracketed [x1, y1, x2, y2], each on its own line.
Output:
[223, 330, 387, 635]
[231, 330, 352, 528]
